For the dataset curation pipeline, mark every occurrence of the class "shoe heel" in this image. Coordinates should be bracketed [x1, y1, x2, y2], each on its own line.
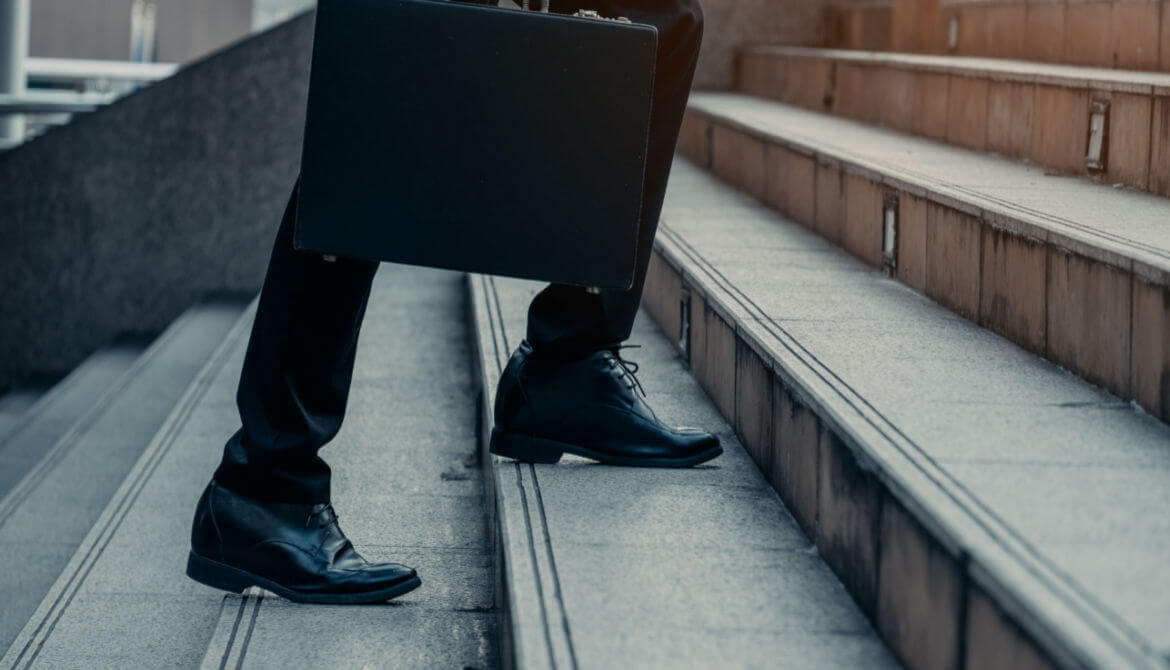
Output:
[186, 551, 252, 593]
[489, 427, 564, 464]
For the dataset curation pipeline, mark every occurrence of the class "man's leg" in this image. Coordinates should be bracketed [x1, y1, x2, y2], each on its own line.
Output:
[492, 0, 721, 467]
[188, 182, 420, 603]
[526, 0, 703, 354]
[213, 180, 378, 505]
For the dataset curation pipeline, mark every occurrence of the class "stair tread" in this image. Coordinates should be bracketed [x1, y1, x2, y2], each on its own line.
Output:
[689, 91, 1170, 279]
[657, 156, 1170, 665]
[469, 275, 898, 668]
[0, 298, 247, 662]
[0, 389, 47, 440]
[744, 45, 1170, 92]
[3, 267, 497, 670]
[198, 266, 496, 670]
[0, 347, 142, 501]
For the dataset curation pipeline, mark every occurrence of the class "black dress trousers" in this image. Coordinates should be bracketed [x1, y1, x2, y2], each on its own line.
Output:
[214, 0, 705, 503]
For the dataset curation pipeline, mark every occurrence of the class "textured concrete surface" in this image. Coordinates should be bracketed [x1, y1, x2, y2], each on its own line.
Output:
[3, 266, 498, 670]
[471, 274, 898, 669]
[0, 346, 141, 500]
[201, 266, 497, 670]
[686, 92, 1170, 277]
[0, 12, 313, 391]
[683, 91, 1170, 419]
[658, 157, 1170, 659]
[0, 300, 244, 660]
[0, 390, 43, 440]
[742, 45, 1170, 91]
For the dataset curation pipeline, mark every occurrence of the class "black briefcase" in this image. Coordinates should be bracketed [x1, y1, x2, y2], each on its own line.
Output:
[294, 0, 658, 289]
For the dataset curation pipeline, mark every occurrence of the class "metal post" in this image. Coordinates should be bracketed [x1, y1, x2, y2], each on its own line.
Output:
[0, 0, 29, 143]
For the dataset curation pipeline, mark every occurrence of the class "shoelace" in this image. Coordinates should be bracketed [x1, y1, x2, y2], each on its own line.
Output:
[306, 503, 339, 529]
[607, 345, 646, 397]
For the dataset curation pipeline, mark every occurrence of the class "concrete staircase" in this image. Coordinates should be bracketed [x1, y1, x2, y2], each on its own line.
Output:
[641, 157, 1170, 669]
[3, 3, 1167, 669]
[735, 46, 1170, 196]
[691, 50, 1170, 424]
[0, 263, 900, 669]
[824, 0, 1170, 72]
[642, 7, 1170, 667]
[0, 298, 247, 655]
[469, 275, 895, 669]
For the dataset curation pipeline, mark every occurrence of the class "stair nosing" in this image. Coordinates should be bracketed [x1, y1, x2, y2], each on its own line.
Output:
[467, 273, 576, 670]
[0, 308, 201, 532]
[652, 163, 1168, 669]
[740, 44, 1170, 95]
[0, 346, 137, 466]
[0, 300, 256, 670]
[687, 92, 1170, 284]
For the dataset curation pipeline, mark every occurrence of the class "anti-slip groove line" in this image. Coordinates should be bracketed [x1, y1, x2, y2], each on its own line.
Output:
[218, 596, 250, 670]
[481, 275, 561, 667]
[663, 226, 1099, 605]
[480, 278, 505, 377]
[658, 224, 1155, 664]
[698, 106, 1170, 265]
[514, 462, 558, 670]
[487, 276, 510, 358]
[0, 350, 114, 456]
[4, 304, 255, 670]
[0, 308, 194, 530]
[11, 394, 192, 669]
[15, 321, 241, 670]
[529, 464, 579, 670]
[234, 592, 263, 670]
[663, 223, 1154, 661]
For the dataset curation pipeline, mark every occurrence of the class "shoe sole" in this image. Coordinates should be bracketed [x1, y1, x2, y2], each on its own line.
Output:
[489, 427, 723, 468]
[186, 551, 422, 604]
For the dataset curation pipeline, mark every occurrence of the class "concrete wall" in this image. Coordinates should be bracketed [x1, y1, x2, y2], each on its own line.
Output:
[0, 12, 313, 390]
[30, 0, 253, 64]
[694, 0, 825, 89]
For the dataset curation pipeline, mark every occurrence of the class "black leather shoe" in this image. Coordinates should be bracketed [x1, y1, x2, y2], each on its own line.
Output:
[186, 481, 420, 604]
[490, 341, 722, 467]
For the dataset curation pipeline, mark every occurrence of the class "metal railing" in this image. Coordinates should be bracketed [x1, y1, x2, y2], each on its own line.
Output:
[0, 57, 178, 148]
[24, 57, 176, 85]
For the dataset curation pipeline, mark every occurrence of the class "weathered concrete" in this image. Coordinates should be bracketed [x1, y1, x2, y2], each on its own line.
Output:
[681, 91, 1170, 420]
[0, 12, 313, 391]
[469, 273, 898, 669]
[649, 157, 1170, 668]
[0, 299, 245, 658]
[0, 344, 141, 500]
[2, 266, 497, 670]
[200, 266, 497, 670]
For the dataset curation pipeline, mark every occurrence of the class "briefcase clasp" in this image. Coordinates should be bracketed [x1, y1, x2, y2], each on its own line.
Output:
[572, 9, 631, 22]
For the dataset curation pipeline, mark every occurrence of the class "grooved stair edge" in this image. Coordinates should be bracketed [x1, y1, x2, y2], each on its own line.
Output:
[682, 94, 1170, 425]
[0, 300, 257, 670]
[0, 346, 141, 502]
[740, 45, 1170, 95]
[0, 310, 199, 528]
[467, 274, 573, 670]
[686, 93, 1170, 282]
[647, 221, 1164, 670]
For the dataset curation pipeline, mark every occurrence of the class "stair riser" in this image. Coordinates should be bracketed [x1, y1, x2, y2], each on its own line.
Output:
[679, 109, 1170, 425]
[642, 246, 1073, 670]
[735, 49, 1170, 198]
[824, 0, 1170, 74]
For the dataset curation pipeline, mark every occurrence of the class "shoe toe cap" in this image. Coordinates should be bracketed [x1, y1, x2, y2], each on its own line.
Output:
[676, 426, 719, 444]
